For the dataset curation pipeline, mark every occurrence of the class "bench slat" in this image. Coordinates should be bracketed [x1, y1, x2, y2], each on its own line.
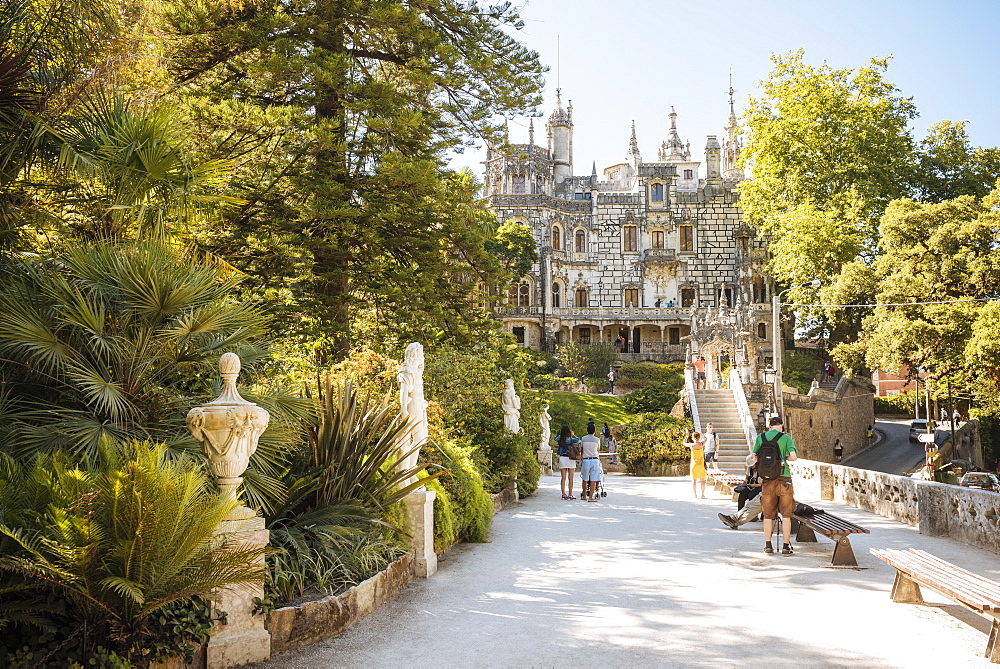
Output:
[793, 512, 870, 536]
[874, 549, 1000, 602]
[871, 549, 1000, 612]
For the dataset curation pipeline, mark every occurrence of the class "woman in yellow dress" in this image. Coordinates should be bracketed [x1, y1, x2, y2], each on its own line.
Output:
[685, 429, 707, 498]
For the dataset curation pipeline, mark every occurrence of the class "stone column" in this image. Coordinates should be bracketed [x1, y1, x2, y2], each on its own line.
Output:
[187, 353, 271, 666]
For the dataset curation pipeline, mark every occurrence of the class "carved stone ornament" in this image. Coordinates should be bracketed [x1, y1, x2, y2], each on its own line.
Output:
[187, 353, 270, 520]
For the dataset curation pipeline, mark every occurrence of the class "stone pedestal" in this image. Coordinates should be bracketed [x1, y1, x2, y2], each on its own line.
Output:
[403, 490, 437, 578]
[205, 517, 271, 667]
[537, 446, 554, 475]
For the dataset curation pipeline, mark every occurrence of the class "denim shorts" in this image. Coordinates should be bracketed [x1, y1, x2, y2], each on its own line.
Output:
[581, 458, 602, 482]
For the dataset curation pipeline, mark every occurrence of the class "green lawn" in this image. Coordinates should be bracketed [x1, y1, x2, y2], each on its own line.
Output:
[532, 390, 638, 439]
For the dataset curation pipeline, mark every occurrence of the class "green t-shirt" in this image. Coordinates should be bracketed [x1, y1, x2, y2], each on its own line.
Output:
[753, 429, 797, 477]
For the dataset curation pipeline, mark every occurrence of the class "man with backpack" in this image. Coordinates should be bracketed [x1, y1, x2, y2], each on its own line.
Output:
[753, 416, 798, 555]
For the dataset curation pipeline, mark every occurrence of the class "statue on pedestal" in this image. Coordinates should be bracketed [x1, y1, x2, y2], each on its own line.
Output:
[539, 405, 551, 448]
[397, 342, 428, 485]
[502, 379, 521, 433]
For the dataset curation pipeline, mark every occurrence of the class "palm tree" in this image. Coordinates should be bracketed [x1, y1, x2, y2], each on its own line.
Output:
[0, 239, 267, 461]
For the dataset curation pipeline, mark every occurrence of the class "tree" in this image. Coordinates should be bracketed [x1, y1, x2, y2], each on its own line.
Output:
[485, 219, 538, 279]
[857, 188, 1000, 406]
[739, 49, 917, 291]
[910, 120, 1000, 203]
[158, 0, 546, 360]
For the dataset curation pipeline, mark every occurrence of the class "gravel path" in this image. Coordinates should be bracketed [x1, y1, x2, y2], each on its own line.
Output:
[264, 473, 998, 668]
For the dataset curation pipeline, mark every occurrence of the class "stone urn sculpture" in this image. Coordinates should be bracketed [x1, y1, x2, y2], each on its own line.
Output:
[187, 353, 270, 521]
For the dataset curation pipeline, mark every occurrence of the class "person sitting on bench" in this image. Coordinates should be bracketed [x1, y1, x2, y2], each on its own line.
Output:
[718, 454, 762, 529]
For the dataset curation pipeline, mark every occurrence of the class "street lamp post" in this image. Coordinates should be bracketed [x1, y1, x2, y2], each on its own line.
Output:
[771, 280, 821, 421]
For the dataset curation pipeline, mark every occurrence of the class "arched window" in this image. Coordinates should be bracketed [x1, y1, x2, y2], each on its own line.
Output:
[518, 281, 531, 307]
[551, 282, 562, 308]
[650, 183, 664, 201]
[623, 225, 637, 252]
[552, 226, 561, 250]
[575, 229, 586, 253]
[758, 322, 767, 339]
[651, 230, 664, 249]
[575, 288, 588, 308]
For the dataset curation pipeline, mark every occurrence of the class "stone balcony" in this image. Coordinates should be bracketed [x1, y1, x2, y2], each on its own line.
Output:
[500, 306, 694, 321]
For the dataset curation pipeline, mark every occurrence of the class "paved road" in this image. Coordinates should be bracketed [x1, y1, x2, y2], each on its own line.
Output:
[848, 418, 928, 475]
[264, 474, 999, 668]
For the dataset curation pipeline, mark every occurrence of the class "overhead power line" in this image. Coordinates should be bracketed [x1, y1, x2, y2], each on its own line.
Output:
[783, 297, 1000, 308]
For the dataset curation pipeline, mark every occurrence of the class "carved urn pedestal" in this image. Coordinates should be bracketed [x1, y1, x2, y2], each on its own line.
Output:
[187, 353, 271, 667]
[404, 490, 438, 578]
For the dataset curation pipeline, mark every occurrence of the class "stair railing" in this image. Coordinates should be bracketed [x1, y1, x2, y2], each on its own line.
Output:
[684, 351, 701, 431]
[729, 368, 758, 451]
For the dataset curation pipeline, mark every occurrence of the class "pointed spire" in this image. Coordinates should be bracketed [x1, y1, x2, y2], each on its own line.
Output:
[503, 117, 509, 142]
[659, 106, 687, 162]
[528, 118, 534, 146]
[591, 160, 597, 177]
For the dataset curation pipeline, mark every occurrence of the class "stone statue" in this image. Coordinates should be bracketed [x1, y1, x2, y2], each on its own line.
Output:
[397, 342, 428, 485]
[539, 404, 551, 449]
[502, 378, 521, 433]
[187, 353, 270, 520]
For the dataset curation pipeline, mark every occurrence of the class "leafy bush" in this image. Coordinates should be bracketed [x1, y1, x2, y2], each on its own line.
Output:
[617, 362, 684, 387]
[616, 413, 692, 475]
[0, 444, 266, 666]
[529, 374, 577, 390]
[424, 340, 543, 494]
[970, 409, 1000, 470]
[622, 379, 684, 413]
[556, 342, 617, 379]
[874, 392, 917, 415]
[783, 352, 824, 394]
[421, 438, 492, 543]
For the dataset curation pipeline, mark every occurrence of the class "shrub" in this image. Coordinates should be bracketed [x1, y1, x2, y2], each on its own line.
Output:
[783, 352, 824, 394]
[529, 374, 577, 390]
[424, 340, 543, 494]
[556, 342, 617, 379]
[616, 413, 691, 475]
[622, 379, 684, 413]
[874, 392, 917, 415]
[970, 409, 1000, 470]
[421, 438, 492, 543]
[618, 362, 684, 386]
[0, 444, 266, 665]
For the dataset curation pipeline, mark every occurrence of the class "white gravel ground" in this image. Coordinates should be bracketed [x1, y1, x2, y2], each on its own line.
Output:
[262, 473, 1000, 668]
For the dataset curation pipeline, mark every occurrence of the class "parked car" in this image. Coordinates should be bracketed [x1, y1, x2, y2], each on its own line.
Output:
[958, 472, 1000, 492]
[908, 419, 934, 443]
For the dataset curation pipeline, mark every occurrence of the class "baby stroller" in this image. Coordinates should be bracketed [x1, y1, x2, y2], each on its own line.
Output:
[595, 458, 609, 498]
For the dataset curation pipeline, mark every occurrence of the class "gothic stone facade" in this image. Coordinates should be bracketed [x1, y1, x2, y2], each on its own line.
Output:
[487, 93, 777, 366]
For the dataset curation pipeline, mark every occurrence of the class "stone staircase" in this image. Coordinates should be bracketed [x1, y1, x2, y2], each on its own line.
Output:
[693, 388, 751, 475]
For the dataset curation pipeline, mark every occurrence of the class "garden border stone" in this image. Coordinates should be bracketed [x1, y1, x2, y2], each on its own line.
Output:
[265, 551, 415, 655]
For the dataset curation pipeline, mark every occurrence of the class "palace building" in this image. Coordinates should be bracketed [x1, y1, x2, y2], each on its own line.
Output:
[485, 88, 778, 373]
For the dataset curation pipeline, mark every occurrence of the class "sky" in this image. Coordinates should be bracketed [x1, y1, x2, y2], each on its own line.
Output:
[449, 0, 1000, 178]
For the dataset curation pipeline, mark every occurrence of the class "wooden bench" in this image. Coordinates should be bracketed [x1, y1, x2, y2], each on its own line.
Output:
[871, 548, 1000, 663]
[789, 511, 870, 567]
[707, 471, 744, 495]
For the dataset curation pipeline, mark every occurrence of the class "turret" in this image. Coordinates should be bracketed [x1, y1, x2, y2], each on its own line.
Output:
[705, 135, 722, 180]
[659, 107, 690, 162]
[547, 89, 573, 185]
[627, 120, 641, 170]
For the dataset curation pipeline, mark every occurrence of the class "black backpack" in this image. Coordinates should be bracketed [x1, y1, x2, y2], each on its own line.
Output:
[756, 431, 785, 480]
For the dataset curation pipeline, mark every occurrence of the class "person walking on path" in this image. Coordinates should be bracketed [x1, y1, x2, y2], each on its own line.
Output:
[607, 368, 616, 395]
[580, 423, 602, 502]
[753, 416, 798, 555]
[602, 422, 612, 448]
[694, 356, 707, 389]
[703, 423, 718, 471]
[556, 425, 580, 500]
[685, 429, 707, 498]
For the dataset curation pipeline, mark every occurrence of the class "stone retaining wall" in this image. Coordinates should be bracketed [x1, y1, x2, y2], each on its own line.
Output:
[266, 552, 414, 655]
[791, 459, 1000, 554]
